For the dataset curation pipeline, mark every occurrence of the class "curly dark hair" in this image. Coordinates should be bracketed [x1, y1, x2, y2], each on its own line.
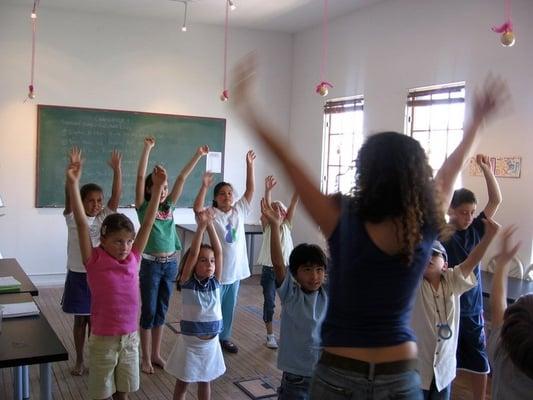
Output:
[501, 294, 533, 380]
[351, 131, 447, 264]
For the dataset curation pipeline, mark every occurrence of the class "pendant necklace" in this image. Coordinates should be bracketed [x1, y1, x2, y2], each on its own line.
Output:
[430, 279, 452, 340]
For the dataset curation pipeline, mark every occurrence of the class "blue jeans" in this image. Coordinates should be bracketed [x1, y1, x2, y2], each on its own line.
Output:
[139, 258, 177, 329]
[220, 281, 240, 341]
[260, 266, 276, 323]
[310, 361, 423, 400]
[422, 379, 450, 400]
[278, 372, 311, 400]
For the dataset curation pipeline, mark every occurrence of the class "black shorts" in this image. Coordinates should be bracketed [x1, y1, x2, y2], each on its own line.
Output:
[456, 314, 490, 373]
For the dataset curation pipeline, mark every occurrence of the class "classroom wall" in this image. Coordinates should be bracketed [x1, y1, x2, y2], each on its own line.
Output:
[0, 3, 293, 281]
[287, 0, 533, 266]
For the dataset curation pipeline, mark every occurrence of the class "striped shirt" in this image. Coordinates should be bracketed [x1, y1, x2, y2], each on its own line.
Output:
[180, 275, 223, 336]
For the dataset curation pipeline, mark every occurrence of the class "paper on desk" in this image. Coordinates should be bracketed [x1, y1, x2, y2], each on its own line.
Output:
[0, 301, 40, 318]
[206, 152, 222, 173]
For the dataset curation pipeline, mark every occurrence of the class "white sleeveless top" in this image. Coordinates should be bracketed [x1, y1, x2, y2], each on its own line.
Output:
[256, 221, 293, 267]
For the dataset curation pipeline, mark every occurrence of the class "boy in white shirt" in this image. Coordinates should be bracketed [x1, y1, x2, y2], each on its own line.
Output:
[412, 217, 499, 399]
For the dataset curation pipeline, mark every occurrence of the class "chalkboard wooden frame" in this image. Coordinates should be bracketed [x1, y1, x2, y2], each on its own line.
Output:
[36, 104, 226, 208]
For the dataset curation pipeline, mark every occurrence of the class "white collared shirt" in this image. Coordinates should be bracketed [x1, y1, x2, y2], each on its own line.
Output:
[411, 264, 476, 391]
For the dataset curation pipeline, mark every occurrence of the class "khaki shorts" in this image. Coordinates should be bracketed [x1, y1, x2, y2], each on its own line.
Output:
[89, 332, 140, 399]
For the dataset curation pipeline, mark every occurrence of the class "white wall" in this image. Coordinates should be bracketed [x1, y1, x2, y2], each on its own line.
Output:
[0, 3, 293, 281]
[288, 0, 533, 266]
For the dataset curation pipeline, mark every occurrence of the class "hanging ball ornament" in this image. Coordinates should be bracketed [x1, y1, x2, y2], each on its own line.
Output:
[220, 89, 229, 102]
[315, 81, 333, 97]
[500, 30, 515, 47]
[28, 85, 35, 99]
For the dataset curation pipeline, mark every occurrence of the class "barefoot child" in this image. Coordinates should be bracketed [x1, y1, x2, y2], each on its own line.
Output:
[136, 137, 208, 373]
[256, 175, 298, 349]
[62, 146, 122, 376]
[67, 155, 167, 400]
[412, 217, 499, 399]
[193, 152, 255, 354]
[165, 209, 225, 400]
[262, 198, 327, 400]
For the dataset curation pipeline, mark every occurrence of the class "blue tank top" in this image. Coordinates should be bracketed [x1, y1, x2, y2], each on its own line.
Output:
[323, 197, 437, 347]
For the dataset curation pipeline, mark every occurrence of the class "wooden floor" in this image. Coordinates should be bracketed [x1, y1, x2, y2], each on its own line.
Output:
[0, 275, 488, 399]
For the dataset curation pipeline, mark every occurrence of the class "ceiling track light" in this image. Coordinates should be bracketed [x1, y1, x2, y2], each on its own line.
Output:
[228, 0, 236, 11]
[181, 1, 188, 32]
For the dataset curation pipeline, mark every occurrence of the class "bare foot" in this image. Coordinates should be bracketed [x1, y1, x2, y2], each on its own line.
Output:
[151, 356, 166, 369]
[70, 364, 84, 376]
[141, 360, 154, 374]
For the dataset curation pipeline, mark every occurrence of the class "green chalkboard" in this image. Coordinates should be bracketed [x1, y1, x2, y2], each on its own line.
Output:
[37, 105, 225, 208]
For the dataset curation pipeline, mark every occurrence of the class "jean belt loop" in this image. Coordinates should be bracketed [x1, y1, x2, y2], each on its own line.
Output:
[368, 362, 375, 381]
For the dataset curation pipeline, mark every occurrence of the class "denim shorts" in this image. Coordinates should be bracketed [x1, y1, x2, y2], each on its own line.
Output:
[310, 355, 423, 400]
[278, 372, 312, 400]
[456, 314, 489, 373]
[139, 257, 178, 329]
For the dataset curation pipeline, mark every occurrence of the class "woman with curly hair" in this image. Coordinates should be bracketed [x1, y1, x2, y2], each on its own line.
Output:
[231, 56, 507, 399]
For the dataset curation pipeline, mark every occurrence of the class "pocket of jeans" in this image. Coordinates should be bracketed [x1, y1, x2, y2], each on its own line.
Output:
[312, 375, 353, 398]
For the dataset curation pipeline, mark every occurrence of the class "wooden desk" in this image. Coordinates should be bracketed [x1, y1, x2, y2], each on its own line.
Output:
[0, 258, 39, 296]
[0, 293, 68, 400]
[481, 270, 533, 303]
[177, 223, 263, 272]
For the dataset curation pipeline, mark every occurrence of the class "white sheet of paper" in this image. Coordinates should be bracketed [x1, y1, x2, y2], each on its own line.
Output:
[206, 152, 222, 173]
[0, 301, 40, 318]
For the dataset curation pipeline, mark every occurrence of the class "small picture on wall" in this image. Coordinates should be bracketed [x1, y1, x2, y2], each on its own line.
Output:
[468, 156, 521, 178]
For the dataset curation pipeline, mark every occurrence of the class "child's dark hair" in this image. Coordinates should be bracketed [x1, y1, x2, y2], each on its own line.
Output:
[450, 188, 477, 209]
[501, 294, 533, 379]
[212, 182, 233, 208]
[176, 244, 214, 290]
[80, 183, 103, 201]
[352, 131, 447, 264]
[288, 243, 327, 277]
[144, 173, 170, 210]
[100, 213, 135, 237]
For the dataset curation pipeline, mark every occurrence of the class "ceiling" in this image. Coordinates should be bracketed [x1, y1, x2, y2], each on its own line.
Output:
[9, 0, 387, 33]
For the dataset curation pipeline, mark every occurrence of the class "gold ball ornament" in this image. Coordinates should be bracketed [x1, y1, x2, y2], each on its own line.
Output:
[500, 30, 515, 47]
[220, 93, 228, 102]
[317, 84, 329, 97]
[28, 91, 35, 99]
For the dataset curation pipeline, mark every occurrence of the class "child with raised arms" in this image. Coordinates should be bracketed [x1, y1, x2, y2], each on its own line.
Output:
[165, 208, 225, 400]
[261, 197, 327, 400]
[256, 175, 298, 349]
[67, 154, 167, 400]
[230, 57, 508, 398]
[412, 217, 499, 400]
[488, 227, 533, 399]
[135, 136, 208, 373]
[62, 146, 122, 376]
[193, 152, 255, 354]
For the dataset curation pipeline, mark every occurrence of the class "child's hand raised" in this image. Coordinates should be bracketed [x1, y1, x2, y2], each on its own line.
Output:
[201, 172, 214, 188]
[68, 146, 81, 164]
[144, 136, 156, 149]
[108, 149, 122, 171]
[197, 145, 209, 156]
[246, 150, 256, 165]
[476, 154, 491, 170]
[265, 175, 277, 191]
[472, 75, 509, 126]
[195, 208, 214, 228]
[482, 217, 501, 239]
[261, 198, 282, 227]
[66, 161, 82, 183]
[151, 165, 167, 187]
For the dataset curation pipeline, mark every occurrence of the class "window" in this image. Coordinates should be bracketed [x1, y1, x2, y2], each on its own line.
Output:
[322, 97, 364, 195]
[405, 83, 466, 177]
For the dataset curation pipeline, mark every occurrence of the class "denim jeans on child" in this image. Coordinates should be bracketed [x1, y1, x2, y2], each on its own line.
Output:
[139, 258, 177, 329]
[310, 360, 423, 400]
[278, 372, 312, 400]
[260, 266, 276, 323]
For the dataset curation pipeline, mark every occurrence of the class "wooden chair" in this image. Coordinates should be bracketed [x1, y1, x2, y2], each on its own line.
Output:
[486, 254, 524, 280]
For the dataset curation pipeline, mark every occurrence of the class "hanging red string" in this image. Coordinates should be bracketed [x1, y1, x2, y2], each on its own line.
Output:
[315, 0, 332, 97]
[220, 0, 230, 101]
[492, 0, 515, 47]
[27, 0, 40, 100]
